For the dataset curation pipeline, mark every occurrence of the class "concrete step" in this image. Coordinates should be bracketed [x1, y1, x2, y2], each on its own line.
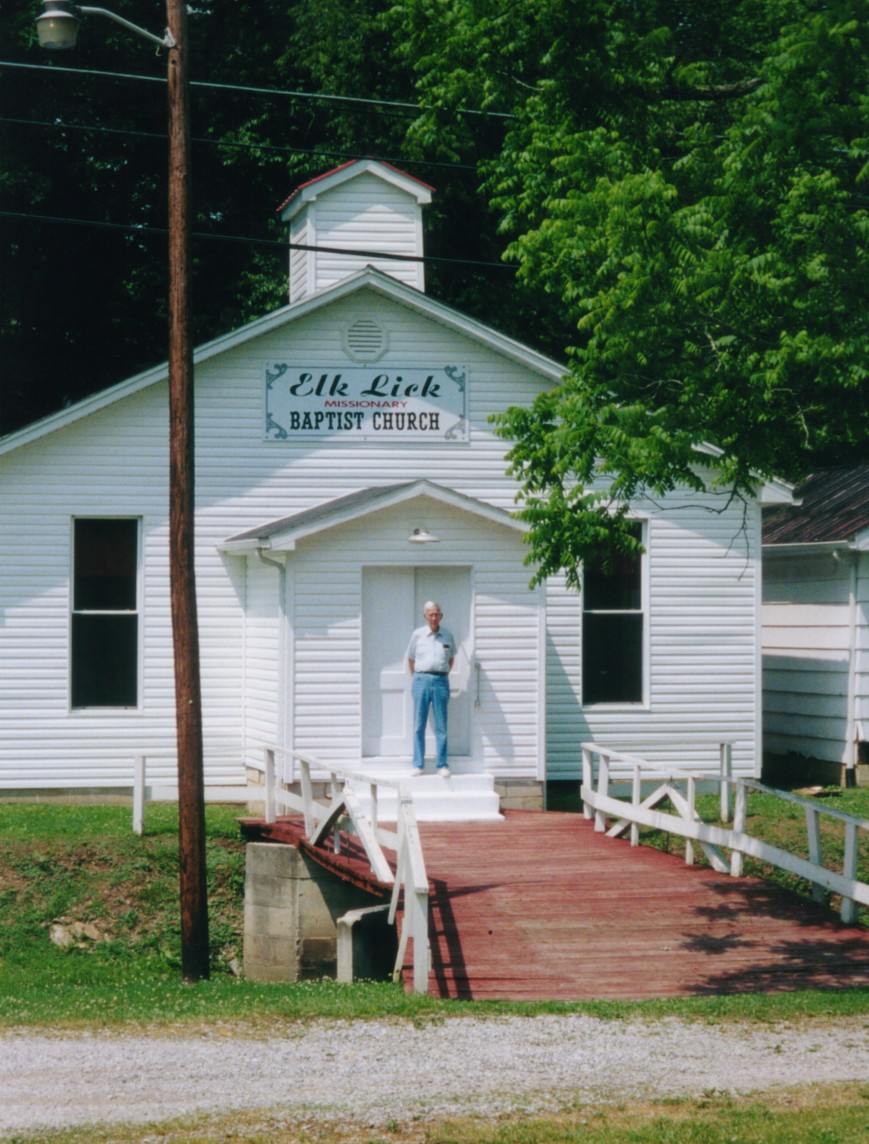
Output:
[347, 768, 503, 823]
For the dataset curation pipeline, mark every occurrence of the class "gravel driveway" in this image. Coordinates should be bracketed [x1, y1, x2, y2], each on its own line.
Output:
[3, 1015, 869, 1134]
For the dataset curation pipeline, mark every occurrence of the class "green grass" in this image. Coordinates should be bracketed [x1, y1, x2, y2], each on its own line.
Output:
[419, 1086, 869, 1144]
[417, 1086, 869, 1144]
[6, 1084, 869, 1143]
[2, 799, 869, 1031]
[4, 802, 869, 1144]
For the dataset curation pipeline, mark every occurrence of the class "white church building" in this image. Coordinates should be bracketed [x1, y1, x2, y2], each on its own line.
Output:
[0, 160, 784, 808]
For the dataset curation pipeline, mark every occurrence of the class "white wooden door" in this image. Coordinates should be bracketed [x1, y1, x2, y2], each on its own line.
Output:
[362, 569, 416, 757]
[362, 567, 472, 758]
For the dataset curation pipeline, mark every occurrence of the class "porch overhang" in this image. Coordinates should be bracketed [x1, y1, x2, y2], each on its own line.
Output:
[218, 480, 528, 554]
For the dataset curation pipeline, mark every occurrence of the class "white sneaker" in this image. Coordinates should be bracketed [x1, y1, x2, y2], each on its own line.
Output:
[410, 767, 423, 778]
[438, 766, 451, 779]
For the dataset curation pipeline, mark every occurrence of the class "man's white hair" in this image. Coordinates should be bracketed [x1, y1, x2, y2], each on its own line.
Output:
[423, 600, 442, 614]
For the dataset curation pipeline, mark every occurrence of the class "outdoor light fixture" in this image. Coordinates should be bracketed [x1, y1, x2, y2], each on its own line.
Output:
[409, 528, 440, 544]
[36, 1, 175, 51]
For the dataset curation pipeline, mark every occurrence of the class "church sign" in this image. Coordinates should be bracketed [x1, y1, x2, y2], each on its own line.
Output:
[265, 364, 468, 442]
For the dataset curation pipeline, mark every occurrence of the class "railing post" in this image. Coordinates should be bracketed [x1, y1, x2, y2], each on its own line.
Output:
[299, 755, 315, 837]
[630, 763, 641, 847]
[685, 775, 696, 866]
[389, 825, 404, 931]
[264, 747, 276, 824]
[595, 751, 610, 833]
[390, 794, 430, 994]
[804, 805, 825, 904]
[133, 755, 145, 836]
[369, 781, 378, 836]
[730, 779, 746, 877]
[331, 773, 342, 854]
[581, 746, 594, 821]
[720, 742, 732, 823]
[841, 821, 859, 924]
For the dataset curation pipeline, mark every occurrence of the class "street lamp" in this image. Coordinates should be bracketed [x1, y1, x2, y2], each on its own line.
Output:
[36, 1, 175, 50]
[36, 0, 209, 983]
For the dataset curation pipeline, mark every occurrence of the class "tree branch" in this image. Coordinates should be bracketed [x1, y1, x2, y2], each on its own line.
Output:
[662, 75, 764, 102]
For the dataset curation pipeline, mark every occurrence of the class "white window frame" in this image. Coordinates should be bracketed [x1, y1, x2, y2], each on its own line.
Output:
[581, 518, 649, 708]
[69, 516, 142, 711]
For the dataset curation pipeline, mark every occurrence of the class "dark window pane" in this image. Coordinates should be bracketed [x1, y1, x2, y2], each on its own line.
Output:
[583, 524, 642, 610]
[71, 614, 138, 707]
[582, 614, 643, 704]
[74, 519, 137, 610]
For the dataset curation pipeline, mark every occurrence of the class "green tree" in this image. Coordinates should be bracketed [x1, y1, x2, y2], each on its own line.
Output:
[0, 0, 519, 435]
[390, 0, 869, 581]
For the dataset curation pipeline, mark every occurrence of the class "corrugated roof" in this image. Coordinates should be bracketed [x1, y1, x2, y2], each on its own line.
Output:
[762, 465, 869, 545]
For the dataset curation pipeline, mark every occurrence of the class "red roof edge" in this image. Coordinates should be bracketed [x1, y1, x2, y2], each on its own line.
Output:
[276, 158, 436, 214]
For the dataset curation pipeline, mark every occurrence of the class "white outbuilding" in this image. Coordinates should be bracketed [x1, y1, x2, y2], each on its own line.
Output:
[0, 160, 781, 810]
[762, 465, 869, 787]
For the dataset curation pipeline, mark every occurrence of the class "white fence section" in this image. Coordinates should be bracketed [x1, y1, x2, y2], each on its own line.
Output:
[262, 747, 430, 993]
[131, 754, 257, 835]
[581, 741, 869, 924]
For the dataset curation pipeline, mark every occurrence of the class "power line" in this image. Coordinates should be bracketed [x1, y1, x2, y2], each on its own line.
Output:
[0, 115, 479, 173]
[0, 60, 516, 120]
[0, 210, 516, 271]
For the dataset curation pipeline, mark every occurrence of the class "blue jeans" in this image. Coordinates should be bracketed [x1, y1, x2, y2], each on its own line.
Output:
[411, 672, 450, 770]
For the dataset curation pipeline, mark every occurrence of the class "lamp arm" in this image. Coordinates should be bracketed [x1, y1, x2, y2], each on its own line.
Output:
[79, 6, 176, 49]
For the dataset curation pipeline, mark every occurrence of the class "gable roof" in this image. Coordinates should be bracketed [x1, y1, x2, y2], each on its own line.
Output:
[763, 465, 869, 547]
[278, 159, 435, 220]
[0, 267, 566, 459]
[219, 480, 528, 552]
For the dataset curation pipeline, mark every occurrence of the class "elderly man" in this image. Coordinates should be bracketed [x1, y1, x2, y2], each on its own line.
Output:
[406, 600, 456, 777]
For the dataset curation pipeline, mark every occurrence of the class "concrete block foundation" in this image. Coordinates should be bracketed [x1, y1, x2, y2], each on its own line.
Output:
[243, 841, 391, 983]
[494, 778, 544, 811]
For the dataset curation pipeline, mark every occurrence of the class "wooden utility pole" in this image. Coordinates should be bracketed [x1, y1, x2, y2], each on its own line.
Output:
[35, 0, 209, 982]
[166, 0, 209, 982]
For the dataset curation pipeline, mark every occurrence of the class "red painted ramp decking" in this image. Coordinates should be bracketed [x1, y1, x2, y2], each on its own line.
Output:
[414, 811, 869, 1000]
[241, 810, 869, 1001]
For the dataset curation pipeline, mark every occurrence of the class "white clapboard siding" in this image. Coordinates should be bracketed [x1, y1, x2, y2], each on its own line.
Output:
[289, 172, 425, 300]
[285, 500, 540, 776]
[0, 273, 764, 790]
[545, 489, 761, 780]
[761, 548, 869, 764]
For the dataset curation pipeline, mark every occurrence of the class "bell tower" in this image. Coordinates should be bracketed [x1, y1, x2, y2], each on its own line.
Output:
[278, 159, 434, 303]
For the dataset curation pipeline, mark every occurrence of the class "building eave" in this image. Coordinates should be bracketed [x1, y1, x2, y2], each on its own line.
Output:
[757, 477, 797, 506]
[218, 479, 528, 554]
[278, 158, 435, 221]
[0, 269, 566, 461]
[762, 540, 856, 556]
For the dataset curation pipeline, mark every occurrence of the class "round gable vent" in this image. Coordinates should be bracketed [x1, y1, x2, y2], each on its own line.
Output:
[343, 316, 388, 362]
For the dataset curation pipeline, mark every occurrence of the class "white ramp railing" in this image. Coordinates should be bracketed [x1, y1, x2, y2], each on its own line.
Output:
[262, 748, 430, 993]
[581, 742, 869, 925]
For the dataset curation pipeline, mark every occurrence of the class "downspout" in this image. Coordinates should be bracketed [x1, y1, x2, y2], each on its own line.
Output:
[257, 547, 288, 779]
[753, 502, 764, 779]
[845, 547, 858, 788]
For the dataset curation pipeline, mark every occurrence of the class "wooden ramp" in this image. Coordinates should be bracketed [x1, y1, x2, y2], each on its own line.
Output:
[242, 810, 869, 1001]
